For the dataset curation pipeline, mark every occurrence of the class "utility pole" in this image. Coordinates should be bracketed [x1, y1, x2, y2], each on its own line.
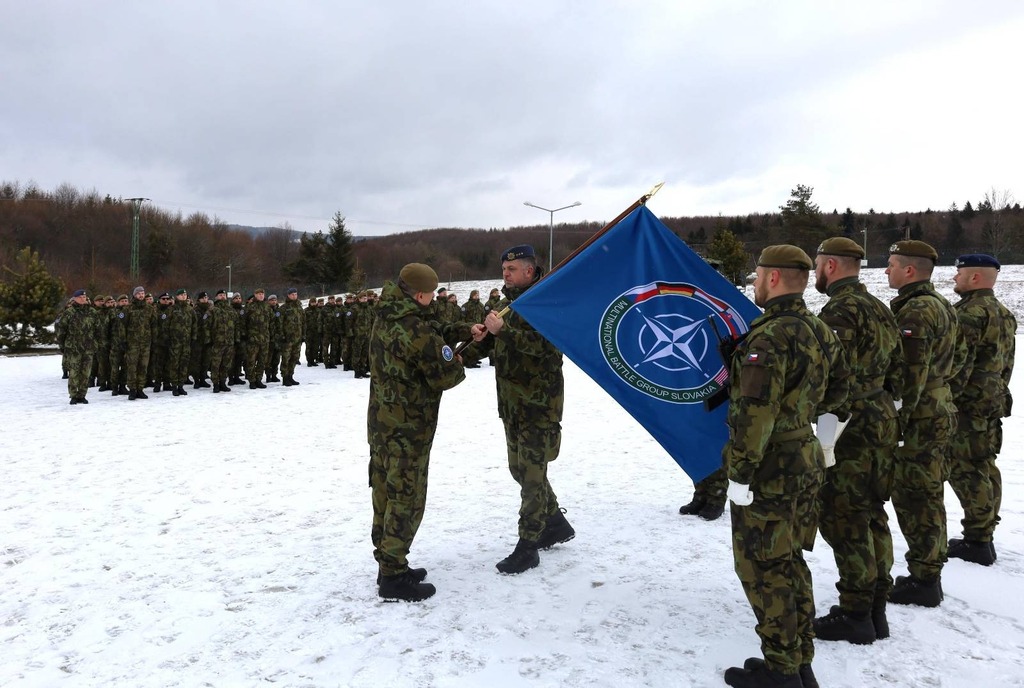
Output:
[126, 198, 149, 279]
[861, 226, 868, 268]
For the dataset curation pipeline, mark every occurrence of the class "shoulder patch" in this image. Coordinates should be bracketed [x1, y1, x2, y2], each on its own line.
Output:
[118, 312, 125, 319]
[441, 345, 454, 362]
[901, 328, 914, 336]
[161, 313, 167, 319]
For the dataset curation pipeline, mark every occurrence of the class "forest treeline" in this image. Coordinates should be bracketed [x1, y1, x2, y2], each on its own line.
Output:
[2, 180, 1021, 299]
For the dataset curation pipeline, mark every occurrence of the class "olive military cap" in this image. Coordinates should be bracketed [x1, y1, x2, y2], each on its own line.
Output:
[399, 262, 439, 294]
[955, 253, 1000, 270]
[817, 237, 865, 259]
[889, 240, 937, 263]
[757, 244, 813, 270]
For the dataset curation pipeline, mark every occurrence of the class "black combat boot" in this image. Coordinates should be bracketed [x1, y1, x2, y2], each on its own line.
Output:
[741, 659, 816, 688]
[153, 383, 163, 393]
[250, 381, 259, 389]
[813, 605, 876, 644]
[377, 567, 427, 586]
[889, 574, 942, 607]
[197, 378, 211, 388]
[536, 508, 575, 550]
[496, 539, 540, 574]
[872, 596, 890, 640]
[698, 501, 725, 521]
[282, 375, 295, 387]
[172, 386, 183, 396]
[678, 497, 705, 516]
[213, 383, 220, 393]
[136, 389, 149, 399]
[725, 659, 803, 688]
[220, 381, 231, 392]
[948, 538, 996, 566]
[128, 390, 138, 400]
[98, 383, 110, 392]
[229, 376, 243, 386]
[378, 571, 436, 602]
[62, 370, 69, 379]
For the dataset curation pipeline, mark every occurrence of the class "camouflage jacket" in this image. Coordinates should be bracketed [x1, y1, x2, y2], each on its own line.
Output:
[366, 281, 466, 452]
[724, 293, 849, 495]
[194, 302, 214, 346]
[950, 288, 1016, 421]
[483, 295, 502, 315]
[244, 299, 272, 341]
[462, 298, 485, 324]
[62, 302, 102, 356]
[280, 299, 304, 344]
[211, 299, 239, 345]
[819, 276, 904, 443]
[890, 280, 965, 423]
[126, 298, 157, 350]
[169, 299, 196, 345]
[109, 306, 129, 350]
[492, 279, 564, 424]
[354, 301, 374, 337]
[269, 304, 283, 346]
[93, 306, 110, 348]
[304, 305, 321, 340]
[154, 304, 173, 346]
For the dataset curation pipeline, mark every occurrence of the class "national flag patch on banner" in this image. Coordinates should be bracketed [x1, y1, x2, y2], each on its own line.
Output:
[509, 205, 762, 482]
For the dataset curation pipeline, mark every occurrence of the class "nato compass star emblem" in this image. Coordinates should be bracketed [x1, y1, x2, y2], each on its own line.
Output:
[598, 281, 751, 404]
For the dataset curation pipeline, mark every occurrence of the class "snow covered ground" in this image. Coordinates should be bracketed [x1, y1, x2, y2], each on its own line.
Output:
[2, 267, 1023, 688]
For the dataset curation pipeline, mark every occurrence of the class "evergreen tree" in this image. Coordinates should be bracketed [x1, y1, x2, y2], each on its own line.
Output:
[284, 230, 331, 292]
[0, 247, 66, 350]
[326, 211, 355, 289]
[841, 208, 856, 237]
[707, 228, 750, 285]
[779, 184, 825, 245]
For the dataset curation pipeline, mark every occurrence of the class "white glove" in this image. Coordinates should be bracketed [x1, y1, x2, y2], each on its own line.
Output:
[816, 413, 852, 468]
[727, 480, 753, 506]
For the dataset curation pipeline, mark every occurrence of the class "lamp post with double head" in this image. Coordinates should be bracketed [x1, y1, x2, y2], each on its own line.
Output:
[523, 200, 582, 266]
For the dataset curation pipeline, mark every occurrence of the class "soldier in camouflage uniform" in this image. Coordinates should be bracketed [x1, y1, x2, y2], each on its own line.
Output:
[95, 296, 116, 392]
[811, 237, 905, 645]
[279, 288, 305, 386]
[471, 245, 576, 576]
[190, 292, 214, 388]
[266, 294, 283, 382]
[947, 253, 1016, 566]
[228, 293, 246, 385]
[321, 296, 338, 368]
[677, 468, 727, 520]
[167, 289, 196, 396]
[89, 294, 108, 389]
[108, 294, 130, 395]
[368, 263, 466, 602]
[721, 245, 848, 688]
[244, 288, 273, 388]
[460, 290, 486, 368]
[125, 286, 156, 400]
[351, 291, 374, 378]
[149, 293, 173, 393]
[209, 290, 239, 393]
[341, 294, 357, 370]
[304, 298, 321, 366]
[59, 290, 103, 404]
[885, 240, 966, 608]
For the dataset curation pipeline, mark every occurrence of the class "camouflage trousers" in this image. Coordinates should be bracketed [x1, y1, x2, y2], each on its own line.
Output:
[231, 340, 246, 380]
[948, 415, 1002, 542]
[305, 336, 319, 364]
[190, 341, 210, 382]
[125, 341, 151, 392]
[342, 336, 354, 368]
[65, 351, 95, 399]
[280, 340, 301, 378]
[209, 342, 234, 385]
[731, 479, 819, 675]
[150, 344, 169, 387]
[93, 344, 111, 385]
[502, 416, 561, 541]
[168, 338, 191, 386]
[351, 337, 369, 375]
[891, 414, 953, 580]
[267, 343, 281, 377]
[694, 467, 727, 505]
[818, 437, 896, 613]
[108, 347, 127, 388]
[369, 440, 431, 576]
[246, 335, 269, 381]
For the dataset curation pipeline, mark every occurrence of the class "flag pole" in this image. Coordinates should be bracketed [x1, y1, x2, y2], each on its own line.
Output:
[455, 182, 664, 355]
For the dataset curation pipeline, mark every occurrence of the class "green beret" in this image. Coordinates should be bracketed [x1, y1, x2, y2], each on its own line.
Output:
[817, 237, 865, 259]
[889, 240, 937, 263]
[399, 262, 439, 294]
[175, 288, 187, 296]
[757, 244, 813, 270]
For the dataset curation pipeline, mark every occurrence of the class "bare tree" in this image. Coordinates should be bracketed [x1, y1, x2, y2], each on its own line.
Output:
[981, 186, 1017, 257]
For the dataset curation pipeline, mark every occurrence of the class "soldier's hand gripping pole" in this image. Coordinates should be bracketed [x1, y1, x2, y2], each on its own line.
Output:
[703, 316, 746, 412]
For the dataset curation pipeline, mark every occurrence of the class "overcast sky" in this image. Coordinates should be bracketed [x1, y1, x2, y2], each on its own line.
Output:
[2, 1, 1023, 237]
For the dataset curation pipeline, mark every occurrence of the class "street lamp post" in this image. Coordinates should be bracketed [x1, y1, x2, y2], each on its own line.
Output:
[226, 263, 232, 296]
[523, 200, 582, 265]
[861, 227, 868, 268]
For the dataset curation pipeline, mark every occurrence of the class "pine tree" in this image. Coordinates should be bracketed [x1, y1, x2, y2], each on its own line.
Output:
[326, 211, 355, 289]
[707, 228, 750, 285]
[0, 247, 66, 351]
[285, 230, 331, 292]
[779, 184, 825, 246]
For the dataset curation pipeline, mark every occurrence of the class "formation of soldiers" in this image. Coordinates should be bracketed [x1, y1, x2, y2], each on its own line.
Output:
[55, 286, 308, 402]
[57, 284, 502, 404]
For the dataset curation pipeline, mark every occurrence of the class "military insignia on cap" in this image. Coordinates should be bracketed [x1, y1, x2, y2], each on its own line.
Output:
[889, 243, 899, 254]
[442, 345, 454, 362]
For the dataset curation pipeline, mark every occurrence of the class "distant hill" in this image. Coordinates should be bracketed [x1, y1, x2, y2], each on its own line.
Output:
[225, 224, 372, 242]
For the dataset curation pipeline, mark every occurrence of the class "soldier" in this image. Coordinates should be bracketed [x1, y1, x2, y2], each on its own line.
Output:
[470, 245, 576, 575]
[209, 289, 239, 393]
[886, 240, 965, 608]
[244, 288, 273, 389]
[432, 287, 449, 322]
[96, 296, 115, 392]
[461, 290, 486, 369]
[60, 290, 102, 404]
[279, 288, 305, 386]
[482, 287, 502, 365]
[125, 286, 156, 400]
[351, 291, 374, 378]
[947, 253, 1016, 565]
[812, 237, 904, 645]
[341, 294, 357, 370]
[54, 298, 73, 379]
[167, 288, 196, 396]
[305, 297, 321, 366]
[677, 468, 727, 521]
[368, 263, 466, 602]
[150, 293, 173, 393]
[266, 294, 283, 382]
[89, 294, 108, 389]
[191, 291, 214, 388]
[229, 292, 247, 385]
[108, 294, 130, 396]
[720, 245, 848, 688]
